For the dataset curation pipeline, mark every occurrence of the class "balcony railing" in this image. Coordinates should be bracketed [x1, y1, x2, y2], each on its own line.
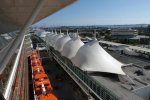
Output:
[0, 34, 31, 100]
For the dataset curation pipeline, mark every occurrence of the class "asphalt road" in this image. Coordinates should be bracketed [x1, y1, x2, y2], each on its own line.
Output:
[106, 50, 150, 67]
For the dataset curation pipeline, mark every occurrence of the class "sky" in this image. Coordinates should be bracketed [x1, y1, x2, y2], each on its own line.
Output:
[34, 0, 150, 27]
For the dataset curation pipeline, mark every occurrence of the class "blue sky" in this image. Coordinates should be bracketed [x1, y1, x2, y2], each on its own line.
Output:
[34, 0, 150, 27]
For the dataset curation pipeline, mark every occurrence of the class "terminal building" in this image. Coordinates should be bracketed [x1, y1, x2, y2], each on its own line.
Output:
[111, 29, 149, 44]
[111, 29, 138, 40]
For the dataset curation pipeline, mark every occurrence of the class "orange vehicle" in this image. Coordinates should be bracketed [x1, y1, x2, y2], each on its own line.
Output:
[31, 50, 57, 100]
[39, 93, 58, 100]
[31, 50, 39, 60]
[31, 59, 41, 67]
[33, 66, 45, 75]
[32, 50, 38, 55]
[31, 54, 39, 60]
[34, 73, 48, 82]
[34, 80, 53, 96]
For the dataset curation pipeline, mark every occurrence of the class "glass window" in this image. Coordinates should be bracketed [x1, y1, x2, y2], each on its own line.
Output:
[0, 36, 9, 50]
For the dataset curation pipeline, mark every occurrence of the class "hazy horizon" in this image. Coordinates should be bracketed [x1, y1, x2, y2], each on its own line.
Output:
[33, 24, 149, 27]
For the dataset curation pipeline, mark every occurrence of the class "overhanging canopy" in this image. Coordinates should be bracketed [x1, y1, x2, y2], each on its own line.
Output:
[0, 0, 77, 34]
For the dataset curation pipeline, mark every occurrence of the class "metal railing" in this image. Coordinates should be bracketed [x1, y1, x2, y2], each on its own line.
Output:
[0, 34, 32, 100]
[51, 50, 119, 100]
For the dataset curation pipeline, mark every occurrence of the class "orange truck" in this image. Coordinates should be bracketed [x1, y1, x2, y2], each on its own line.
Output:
[33, 66, 45, 75]
[31, 50, 57, 100]
[31, 54, 39, 60]
[34, 73, 48, 82]
[31, 59, 41, 67]
[39, 93, 58, 100]
[34, 79, 53, 96]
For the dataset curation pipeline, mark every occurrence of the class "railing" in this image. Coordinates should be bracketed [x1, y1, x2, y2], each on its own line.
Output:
[51, 50, 119, 100]
[0, 34, 31, 100]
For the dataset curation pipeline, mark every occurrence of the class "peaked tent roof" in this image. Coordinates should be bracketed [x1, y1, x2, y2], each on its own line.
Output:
[49, 33, 57, 46]
[71, 40, 126, 75]
[45, 32, 55, 45]
[40, 31, 50, 38]
[45, 32, 53, 40]
[51, 34, 63, 48]
[55, 35, 71, 52]
[45, 33, 55, 46]
[61, 37, 84, 59]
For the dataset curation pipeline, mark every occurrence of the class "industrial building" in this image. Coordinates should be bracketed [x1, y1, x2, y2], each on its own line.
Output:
[111, 29, 138, 39]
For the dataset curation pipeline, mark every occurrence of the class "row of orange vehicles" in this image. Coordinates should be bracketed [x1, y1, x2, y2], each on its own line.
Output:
[31, 50, 57, 100]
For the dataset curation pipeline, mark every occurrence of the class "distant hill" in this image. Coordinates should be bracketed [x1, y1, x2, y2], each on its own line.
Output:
[40, 24, 150, 30]
[98, 24, 149, 28]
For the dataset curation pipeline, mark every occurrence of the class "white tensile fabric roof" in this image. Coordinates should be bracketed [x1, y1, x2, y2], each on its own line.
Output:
[71, 40, 126, 75]
[46, 34, 53, 46]
[45, 33, 55, 46]
[45, 33, 51, 44]
[49, 33, 57, 46]
[61, 37, 84, 59]
[48, 33, 57, 46]
[40, 31, 50, 38]
[51, 34, 64, 48]
[54, 35, 71, 52]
